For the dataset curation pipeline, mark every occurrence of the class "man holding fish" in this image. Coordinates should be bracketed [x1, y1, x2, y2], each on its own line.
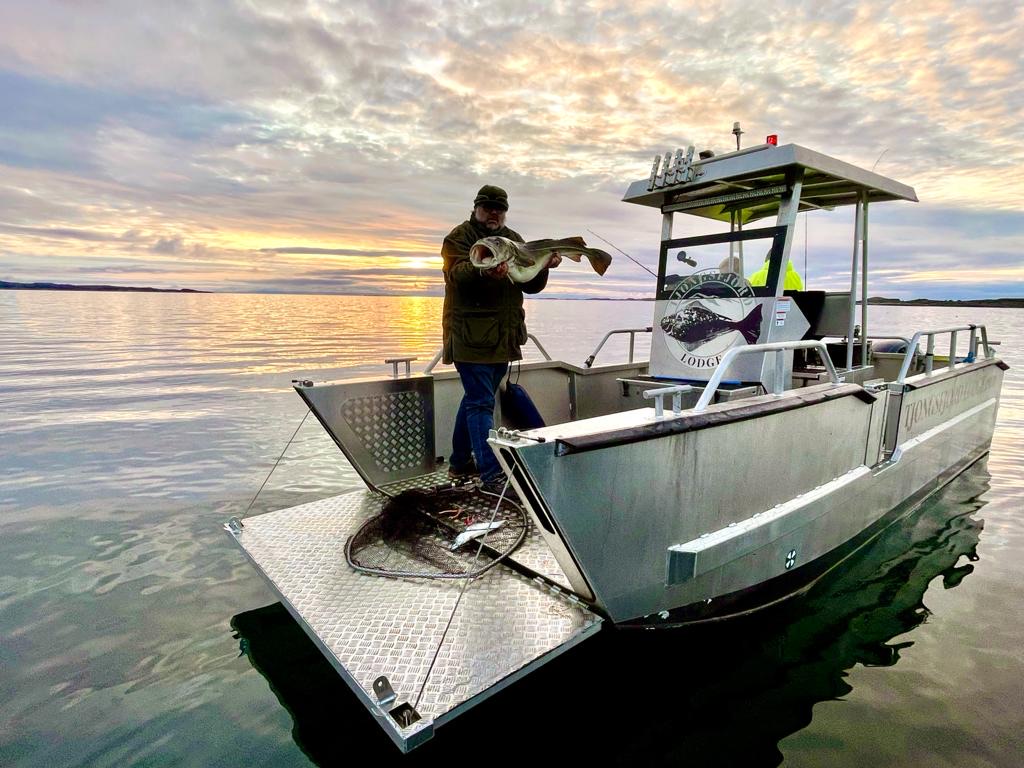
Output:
[440, 184, 562, 495]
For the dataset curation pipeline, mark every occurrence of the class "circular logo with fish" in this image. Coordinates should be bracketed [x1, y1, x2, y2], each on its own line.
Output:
[660, 271, 761, 369]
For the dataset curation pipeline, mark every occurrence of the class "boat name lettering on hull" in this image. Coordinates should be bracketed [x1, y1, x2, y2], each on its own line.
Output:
[903, 368, 997, 431]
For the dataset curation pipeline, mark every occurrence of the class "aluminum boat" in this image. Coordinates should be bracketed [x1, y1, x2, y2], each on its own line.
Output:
[226, 137, 1006, 751]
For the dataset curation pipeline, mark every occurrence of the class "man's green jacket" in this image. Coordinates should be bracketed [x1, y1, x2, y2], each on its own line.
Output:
[441, 216, 549, 364]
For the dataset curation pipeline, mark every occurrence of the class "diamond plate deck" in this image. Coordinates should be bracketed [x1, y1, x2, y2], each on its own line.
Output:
[228, 489, 602, 751]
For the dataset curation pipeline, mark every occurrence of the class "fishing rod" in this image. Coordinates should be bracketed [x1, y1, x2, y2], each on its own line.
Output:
[586, 228, 659, 278]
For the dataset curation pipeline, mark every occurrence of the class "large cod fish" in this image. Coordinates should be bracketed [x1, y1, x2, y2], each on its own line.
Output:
[469, 236, 612, 283]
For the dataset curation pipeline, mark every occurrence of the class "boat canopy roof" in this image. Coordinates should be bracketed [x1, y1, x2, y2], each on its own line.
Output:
[622, 143, 917, 223]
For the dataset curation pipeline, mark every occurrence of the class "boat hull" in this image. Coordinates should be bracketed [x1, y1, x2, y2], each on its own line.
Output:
[493, 359, 1004, 623]
[626, 441, 991, 626]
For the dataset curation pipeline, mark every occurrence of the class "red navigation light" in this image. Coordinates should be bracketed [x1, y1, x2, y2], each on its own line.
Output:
[766, 134, 778, 146]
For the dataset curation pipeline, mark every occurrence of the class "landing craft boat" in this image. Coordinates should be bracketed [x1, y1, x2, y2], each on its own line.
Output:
[225, 136, 1007, 752]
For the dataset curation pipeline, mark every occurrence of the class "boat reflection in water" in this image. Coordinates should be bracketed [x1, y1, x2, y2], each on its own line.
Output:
[231, 461, 988, 766]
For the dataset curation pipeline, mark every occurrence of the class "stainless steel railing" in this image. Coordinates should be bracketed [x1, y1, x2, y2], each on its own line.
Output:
[694, 340, 842, 412]
[583, 327, 652, 368]
[894, 324, 994, 383]
[422, 333, 552, 374]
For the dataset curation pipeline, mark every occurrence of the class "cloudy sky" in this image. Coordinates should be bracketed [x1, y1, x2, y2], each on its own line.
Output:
[1, 0, 1022, 299]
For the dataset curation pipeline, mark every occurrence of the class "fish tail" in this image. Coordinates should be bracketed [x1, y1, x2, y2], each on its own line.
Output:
[586, 248, 612, 276]
[737, 304, 763, 344]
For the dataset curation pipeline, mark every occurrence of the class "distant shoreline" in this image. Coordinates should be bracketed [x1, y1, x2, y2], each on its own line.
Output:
[546, 296, 1024, 308]
[3, 281, 1021, 307]
[865, 296, 1024, 308]
[1, 280, 208, 293]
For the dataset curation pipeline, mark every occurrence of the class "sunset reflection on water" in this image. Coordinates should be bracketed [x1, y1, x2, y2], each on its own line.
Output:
[0, 291, 1022, 767]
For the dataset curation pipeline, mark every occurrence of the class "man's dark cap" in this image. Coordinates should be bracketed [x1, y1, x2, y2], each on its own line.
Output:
[473, 184, 509, 211]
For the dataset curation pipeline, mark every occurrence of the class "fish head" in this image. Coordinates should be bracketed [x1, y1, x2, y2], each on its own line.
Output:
[469, 237, 518, 270]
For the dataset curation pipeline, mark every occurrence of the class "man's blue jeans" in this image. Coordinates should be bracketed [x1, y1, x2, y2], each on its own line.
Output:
[451, 361, 509, 483]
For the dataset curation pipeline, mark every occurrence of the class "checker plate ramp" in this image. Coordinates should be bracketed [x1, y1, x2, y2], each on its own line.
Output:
[227, 489, 602, 752]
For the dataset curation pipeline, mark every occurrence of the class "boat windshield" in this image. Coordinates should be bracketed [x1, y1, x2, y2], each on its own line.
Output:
[657, 225, 788, 300]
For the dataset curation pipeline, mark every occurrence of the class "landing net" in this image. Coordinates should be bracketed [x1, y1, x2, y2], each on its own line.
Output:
[345, 485, 528, 579]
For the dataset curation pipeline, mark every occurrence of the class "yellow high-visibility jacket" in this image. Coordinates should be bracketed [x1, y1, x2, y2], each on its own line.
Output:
[749, 260, 804, 290]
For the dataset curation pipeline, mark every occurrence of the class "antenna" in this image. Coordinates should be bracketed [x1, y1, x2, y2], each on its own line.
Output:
[804, 212, 808, 288]
[731, 122, 745, 264]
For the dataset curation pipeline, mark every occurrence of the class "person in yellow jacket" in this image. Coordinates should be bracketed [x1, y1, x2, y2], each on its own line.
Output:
[748, 253, 804, 290]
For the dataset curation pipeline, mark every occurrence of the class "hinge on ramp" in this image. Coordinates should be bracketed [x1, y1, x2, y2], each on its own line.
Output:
[533, 576, 583, 606]
[373, 676, 397, 707]
[373, 675, 430, 747]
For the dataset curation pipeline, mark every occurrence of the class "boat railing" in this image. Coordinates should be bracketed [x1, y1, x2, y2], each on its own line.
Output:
[422, 333, 553, 374]
[812, 334, 913, 371]
[894, 324, 994, 383]
[583, 327, 653, 368]
[694, 340, 842, 413]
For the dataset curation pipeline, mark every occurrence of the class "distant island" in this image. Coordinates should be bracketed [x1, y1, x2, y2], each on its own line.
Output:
[1, 280, 208, 293]
[3, 280, 1021, 307]
[866, 296, 1024, 308]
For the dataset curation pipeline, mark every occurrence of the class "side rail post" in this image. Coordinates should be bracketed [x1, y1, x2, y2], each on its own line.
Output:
[693, 340, 842, 413]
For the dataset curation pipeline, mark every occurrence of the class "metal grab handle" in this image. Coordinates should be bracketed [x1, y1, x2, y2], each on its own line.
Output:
[643, 384, 693, 418]
[584, 327, 653, 368]
[423, 333, 553, 374]
[895, 324, 992, 383]
[384, 356, 417, 378]
[694, 340, 841, 412]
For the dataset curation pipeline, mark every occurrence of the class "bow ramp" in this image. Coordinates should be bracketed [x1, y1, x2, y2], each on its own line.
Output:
[227, 377, 602, 752]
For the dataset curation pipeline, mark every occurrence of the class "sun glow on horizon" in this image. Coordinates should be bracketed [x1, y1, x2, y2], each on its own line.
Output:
[1, 1, 1022, 299]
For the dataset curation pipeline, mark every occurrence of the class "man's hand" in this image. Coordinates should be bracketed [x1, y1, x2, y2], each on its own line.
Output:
[547, 253, 562, 269]
[485, 262, 510, 279]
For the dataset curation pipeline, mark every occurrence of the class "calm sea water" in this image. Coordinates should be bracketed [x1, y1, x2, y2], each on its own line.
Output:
[1, 291, 1022, 767]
